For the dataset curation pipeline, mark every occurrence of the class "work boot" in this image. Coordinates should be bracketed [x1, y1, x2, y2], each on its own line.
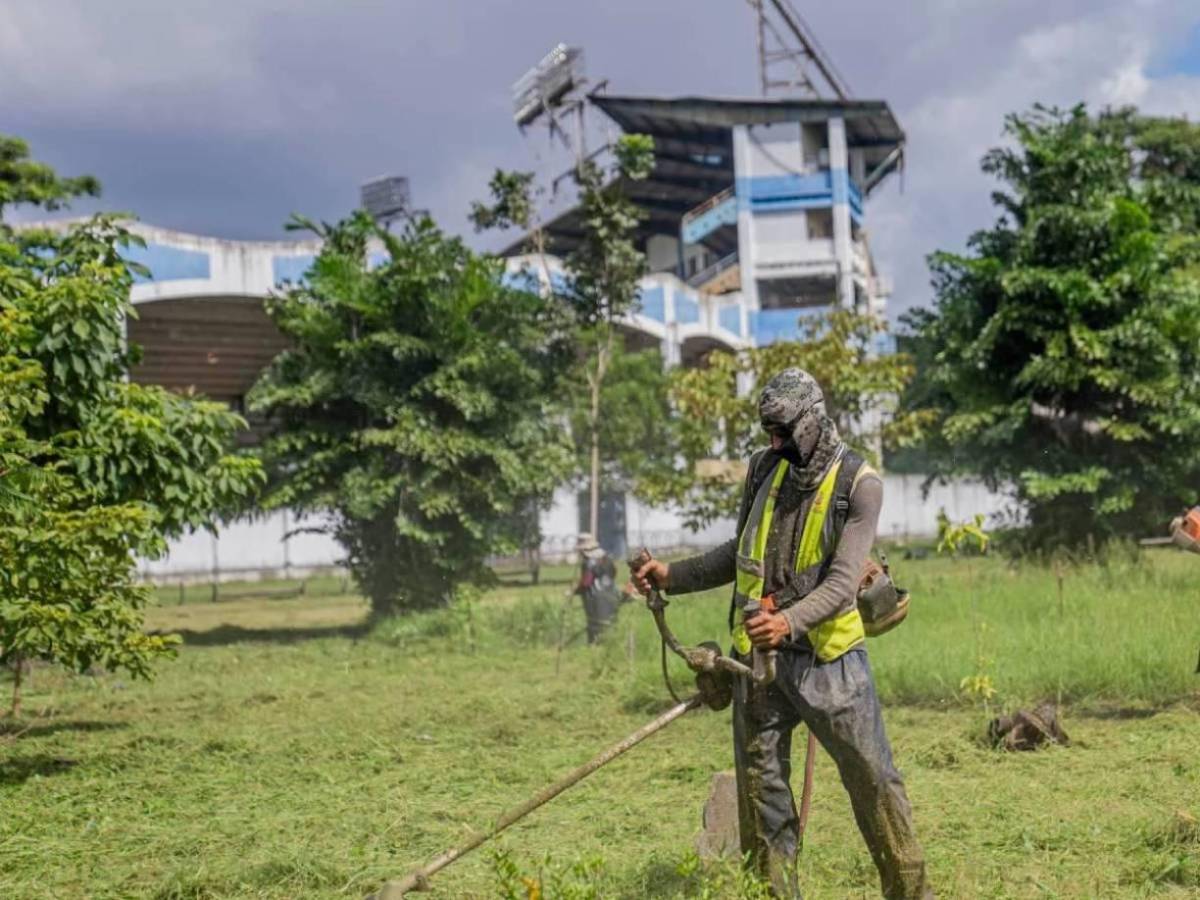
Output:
[882, 860, 935, 900]
[761, 851, 801, 900]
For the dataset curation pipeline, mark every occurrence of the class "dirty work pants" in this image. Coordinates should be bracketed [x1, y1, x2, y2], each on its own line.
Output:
[582, 589, 617, 644]
[733, 645, 932, 899]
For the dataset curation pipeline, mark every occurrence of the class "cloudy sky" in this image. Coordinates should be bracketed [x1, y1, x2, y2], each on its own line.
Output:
[2, 0, 1198, 317]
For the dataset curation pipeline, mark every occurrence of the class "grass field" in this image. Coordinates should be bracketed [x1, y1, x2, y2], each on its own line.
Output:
[3, 552, 1199, 898]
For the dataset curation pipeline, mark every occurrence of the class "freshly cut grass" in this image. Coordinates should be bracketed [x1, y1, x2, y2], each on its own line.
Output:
[1, 552, 1197, 898]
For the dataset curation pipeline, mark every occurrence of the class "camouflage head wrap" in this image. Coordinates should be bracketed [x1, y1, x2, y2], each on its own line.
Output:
[758, 368, 843, 488]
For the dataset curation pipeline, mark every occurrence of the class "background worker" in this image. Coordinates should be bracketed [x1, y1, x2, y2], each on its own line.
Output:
[632, 368, 933, 900]
[573, 533, 618, 644]
[1169, 506, 1200, 555]
[1168, 508, 1200, 672]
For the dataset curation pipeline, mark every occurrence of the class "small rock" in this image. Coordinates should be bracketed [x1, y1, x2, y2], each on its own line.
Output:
[696, 769, 740, 860]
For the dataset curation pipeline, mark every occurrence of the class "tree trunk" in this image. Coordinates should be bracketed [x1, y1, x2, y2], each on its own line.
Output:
[10, 658, 23, 719]
[589, 425, 601, 539]
[527, 495, 542, 586]
[587, 336, 611, 542]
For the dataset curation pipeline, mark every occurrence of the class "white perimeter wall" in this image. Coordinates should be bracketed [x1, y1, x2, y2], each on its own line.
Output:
[139, 510, 343, 583]
[876, 474, 1010, 542]
[625, 494, 737, 555]
[142, 477, 1010, 581]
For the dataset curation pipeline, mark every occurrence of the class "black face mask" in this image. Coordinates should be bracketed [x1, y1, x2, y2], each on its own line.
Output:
[773, 440, 805, 467]
[762, 414, 808, 467]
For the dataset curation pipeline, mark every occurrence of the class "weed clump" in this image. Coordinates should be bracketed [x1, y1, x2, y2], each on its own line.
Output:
[908, 733, 975, 770]
[487, 597, 566, 647]
[372, 607, 466, 647]
[492, 848, 607, 899]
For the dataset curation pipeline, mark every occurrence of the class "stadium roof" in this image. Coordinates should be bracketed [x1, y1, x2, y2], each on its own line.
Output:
[503, 94, 905, 258]
[590, 94, 904, 151]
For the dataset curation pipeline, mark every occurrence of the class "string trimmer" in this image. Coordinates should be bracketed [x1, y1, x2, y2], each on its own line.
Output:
[365, 548, 816, 898]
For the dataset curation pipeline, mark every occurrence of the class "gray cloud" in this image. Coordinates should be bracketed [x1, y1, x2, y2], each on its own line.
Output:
[1, 0, 1197, 317]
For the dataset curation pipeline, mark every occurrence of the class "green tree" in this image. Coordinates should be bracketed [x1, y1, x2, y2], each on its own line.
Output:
[566, 341, 677, 505]
[470, 169, 557, 581]
[643, 309, 925, 530]
[565, 136, 656, 539]
[472, 135, 662, 538]
[0, 136, 261, 715]
[0, 377, 165, 717]
[903, 105, 1200, 550]
[249, 212, 575, 617]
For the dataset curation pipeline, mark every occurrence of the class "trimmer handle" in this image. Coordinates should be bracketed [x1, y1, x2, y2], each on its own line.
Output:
[627, 546, 653, 575]
[627, 547, 664, 604]
[741, 598, 778, 686]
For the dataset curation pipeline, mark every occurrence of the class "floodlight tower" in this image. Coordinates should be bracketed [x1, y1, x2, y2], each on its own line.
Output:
[360, 175, 411, 229]
[511, 43, 594, 168]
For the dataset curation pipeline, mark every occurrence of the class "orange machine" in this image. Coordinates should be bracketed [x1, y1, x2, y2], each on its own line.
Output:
[1171, 506, 1200, 554]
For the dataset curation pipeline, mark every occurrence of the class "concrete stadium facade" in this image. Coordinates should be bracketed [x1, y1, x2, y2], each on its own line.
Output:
[109, 220, 1007, 582]
[112, 222, 757, 579]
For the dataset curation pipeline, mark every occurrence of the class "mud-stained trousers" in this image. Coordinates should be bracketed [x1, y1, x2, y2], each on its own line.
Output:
[581, 589, 617, 643]
[733, 645, 932, 899]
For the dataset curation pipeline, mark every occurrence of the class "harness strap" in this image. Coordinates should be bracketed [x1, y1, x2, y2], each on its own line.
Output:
[820, 450, 865, 582]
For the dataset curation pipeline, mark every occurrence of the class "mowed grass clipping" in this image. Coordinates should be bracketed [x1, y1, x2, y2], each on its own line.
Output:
[0, 552, 1197, 898]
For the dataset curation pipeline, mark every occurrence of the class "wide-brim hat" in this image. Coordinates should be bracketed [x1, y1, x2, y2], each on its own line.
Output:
[576, 532, 600, 552]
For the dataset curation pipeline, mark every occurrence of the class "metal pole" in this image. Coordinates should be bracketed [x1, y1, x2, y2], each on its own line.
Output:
[368, 697, 702, 898]
[210, 532, 220, 603]
[797, 728, 818, 839]
[754, 0, 769, 97]
[573, 99, 587, 169]
[282, 508, 291, 581]
[766, 0, 850, 99]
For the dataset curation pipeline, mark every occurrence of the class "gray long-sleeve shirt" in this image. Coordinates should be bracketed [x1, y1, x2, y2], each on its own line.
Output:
[668, 450, 883, 640]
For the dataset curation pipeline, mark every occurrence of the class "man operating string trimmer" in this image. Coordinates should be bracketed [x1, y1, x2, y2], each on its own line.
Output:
[366, 367, 925, 900]
[632, 368, 934, 900]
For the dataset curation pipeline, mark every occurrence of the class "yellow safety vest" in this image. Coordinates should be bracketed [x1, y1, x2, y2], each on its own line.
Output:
[731, 453, 866, 663]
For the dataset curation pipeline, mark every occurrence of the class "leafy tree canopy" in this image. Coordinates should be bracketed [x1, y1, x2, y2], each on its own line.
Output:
[250, 212, 576, 617]
[903, 105, 1200, 550]
[0, 136, 261, 713]
[564, 341, 676, 498]
[471, 135, 670, 536]
[642, 309, 924, 530]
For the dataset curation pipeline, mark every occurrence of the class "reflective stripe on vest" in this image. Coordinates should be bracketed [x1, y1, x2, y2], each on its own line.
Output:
[731, 453, 866, 662]
[731, 459, 789, 654]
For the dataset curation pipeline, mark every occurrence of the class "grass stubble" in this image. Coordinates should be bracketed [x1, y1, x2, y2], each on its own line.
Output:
[1, 552, 1198, 898]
